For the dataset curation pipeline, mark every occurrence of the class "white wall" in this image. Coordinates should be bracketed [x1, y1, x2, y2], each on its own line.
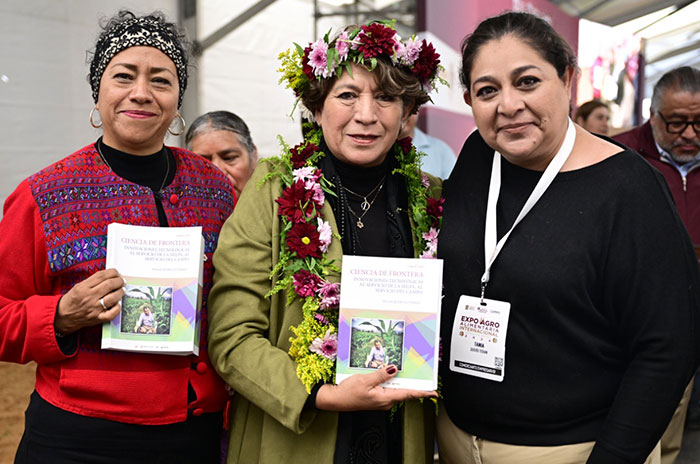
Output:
[197, 0, 317, 159]
[0, 0, 179, 215]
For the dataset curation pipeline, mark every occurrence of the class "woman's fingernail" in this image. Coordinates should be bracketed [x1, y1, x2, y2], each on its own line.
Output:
[387, 365, 397, 375]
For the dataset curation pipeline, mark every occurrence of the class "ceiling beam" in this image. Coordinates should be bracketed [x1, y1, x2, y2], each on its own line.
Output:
[196, 0, 278, 53]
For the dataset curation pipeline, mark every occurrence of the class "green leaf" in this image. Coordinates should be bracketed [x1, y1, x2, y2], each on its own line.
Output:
[294, 42, 304, 57]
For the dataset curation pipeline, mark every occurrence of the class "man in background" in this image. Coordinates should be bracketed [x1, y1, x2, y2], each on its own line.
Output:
[614, 65, 700, 464]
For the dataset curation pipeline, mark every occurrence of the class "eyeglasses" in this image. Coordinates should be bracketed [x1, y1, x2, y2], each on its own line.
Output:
[656, 111, 700, 134]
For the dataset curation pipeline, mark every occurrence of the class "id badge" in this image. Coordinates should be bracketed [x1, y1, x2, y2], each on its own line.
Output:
[449, 295, 511, 382]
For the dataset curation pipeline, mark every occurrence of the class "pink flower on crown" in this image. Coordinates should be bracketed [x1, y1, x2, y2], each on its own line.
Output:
[314, 313, 329, 325]
[309, 329, 338, 360]
[318, 281, 340, 310]
[317, 218, 332, 253]
[336, 31, 350, 62]
[397, 36, 421, 66]
[309, 39, 332, 78]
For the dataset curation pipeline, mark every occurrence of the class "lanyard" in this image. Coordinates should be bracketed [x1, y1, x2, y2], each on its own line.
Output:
[481, 118, 576, 302]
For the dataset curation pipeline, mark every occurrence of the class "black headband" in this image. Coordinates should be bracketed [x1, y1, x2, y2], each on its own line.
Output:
[90, 15, 188, 108]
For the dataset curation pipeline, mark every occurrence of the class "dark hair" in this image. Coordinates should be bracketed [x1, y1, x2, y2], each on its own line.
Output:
[301, 28, 429, 116]
[87, 10, 192, 107]
[574, 99, 609, 123]
[185, 111, 256, 157]
[651, 66, 700, 111]
[460, 11, 577, 91]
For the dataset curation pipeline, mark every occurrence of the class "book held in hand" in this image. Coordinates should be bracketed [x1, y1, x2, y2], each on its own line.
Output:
[336, 255, 443, 390]
[101, 223, 204, 355]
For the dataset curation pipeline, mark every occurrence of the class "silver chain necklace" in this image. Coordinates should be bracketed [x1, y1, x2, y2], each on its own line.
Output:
[343, 176, 386, 229]
[96, 140, 170, 198]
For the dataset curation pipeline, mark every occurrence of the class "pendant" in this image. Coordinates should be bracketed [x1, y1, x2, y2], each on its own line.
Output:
[356, 219, 364, 229]
[360, 199, 370, 211]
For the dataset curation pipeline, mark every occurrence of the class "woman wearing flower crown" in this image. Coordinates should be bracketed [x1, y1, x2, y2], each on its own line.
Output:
[208, 20, 444, 464]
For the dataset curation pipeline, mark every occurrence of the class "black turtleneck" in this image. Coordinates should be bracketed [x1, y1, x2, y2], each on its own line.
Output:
[97, 138, 176, 226]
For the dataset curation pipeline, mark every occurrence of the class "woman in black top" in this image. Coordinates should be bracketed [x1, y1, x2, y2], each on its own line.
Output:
[438, 11, 700, 464]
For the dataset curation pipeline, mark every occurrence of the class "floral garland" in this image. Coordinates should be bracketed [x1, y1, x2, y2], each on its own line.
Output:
[261, 126, 444, 392]
[278, 20, 447, 113]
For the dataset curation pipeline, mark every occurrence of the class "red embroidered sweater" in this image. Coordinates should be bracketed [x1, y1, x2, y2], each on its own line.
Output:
[0, 144, 235, 425]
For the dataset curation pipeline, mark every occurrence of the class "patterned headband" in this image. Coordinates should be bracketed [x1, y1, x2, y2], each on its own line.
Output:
[89, 15, 188, 108]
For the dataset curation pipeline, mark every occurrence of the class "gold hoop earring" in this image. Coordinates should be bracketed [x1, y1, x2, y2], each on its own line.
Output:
[168, 114, 186, 136]
[89, 106, 102, 128]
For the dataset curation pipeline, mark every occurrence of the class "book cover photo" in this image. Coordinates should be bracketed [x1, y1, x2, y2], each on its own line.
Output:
[336, 255, 443, 391]
[101, 223, 204, 355]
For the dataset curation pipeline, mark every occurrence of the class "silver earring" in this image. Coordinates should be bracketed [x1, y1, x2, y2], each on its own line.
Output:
[168, 114, 186, 136]
[89, 106, 102, 128]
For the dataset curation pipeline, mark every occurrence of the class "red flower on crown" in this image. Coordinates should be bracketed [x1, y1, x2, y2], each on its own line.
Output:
[356, 23, 396, 59]
[276, 180, 315, 223]
[301, 45, 315, 81]
[287, 222, 322, 258]
[412, 39, 441, 83]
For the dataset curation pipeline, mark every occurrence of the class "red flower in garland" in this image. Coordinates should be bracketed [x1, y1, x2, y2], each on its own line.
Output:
[397, 136, 413, 154]
[412, 39, 441, 83]
[301, 45, 315, 81]
[292, 269, 323, 297]
[356, 23, 397, 59]
[287, 221, 322, 258]
[291, 143, 319, 168]
[426, 196, 444, 228]
[276, 179, 315, 223]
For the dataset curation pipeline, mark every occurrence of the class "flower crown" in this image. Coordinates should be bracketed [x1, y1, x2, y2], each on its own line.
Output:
[278, 20, 446, 109]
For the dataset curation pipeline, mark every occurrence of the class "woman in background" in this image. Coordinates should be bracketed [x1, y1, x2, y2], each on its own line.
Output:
[186, 110, 259, 198]
[574, 99, 610, 135]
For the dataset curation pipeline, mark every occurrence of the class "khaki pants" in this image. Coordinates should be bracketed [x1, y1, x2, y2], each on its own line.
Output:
[437, 406, 661, 464]
[660, 379, 694, 464]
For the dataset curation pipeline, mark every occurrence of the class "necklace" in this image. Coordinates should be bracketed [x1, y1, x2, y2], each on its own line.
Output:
[343, 175, 386, 211]
[96, 139, 171, 198]
[343, 176, 385, 229]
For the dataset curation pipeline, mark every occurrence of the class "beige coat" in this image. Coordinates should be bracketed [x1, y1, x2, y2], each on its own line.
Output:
[209, 159, 442, 463]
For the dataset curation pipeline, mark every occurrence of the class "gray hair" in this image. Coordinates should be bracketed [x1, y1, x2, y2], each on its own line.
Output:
[651, 66, 700, 112]
[185, 110, 256, 156]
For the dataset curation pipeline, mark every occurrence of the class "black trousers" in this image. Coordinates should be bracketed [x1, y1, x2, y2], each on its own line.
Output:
[15, 391, 222, 464]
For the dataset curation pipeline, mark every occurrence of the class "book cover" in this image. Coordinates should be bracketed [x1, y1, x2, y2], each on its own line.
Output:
[101, 223, 204, 355]
[336, 255, 443, 390]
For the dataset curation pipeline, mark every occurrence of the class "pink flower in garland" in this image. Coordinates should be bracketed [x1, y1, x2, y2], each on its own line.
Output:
[421, 173, 430, 188]
[276, 179, 315, 223]
[421, 227, 439, 258]
[309, 329, 338, 360]
[412, 39, 441, 84]
[314, 313, 330, 325]
[287, 221, 322, 258]
[317, 218, 332, 252]
[293, 269, 323, 297]
[309, 38, 332, 78]
[318, 281, 340, 310]
[356, 23, 397, 59]
[426, 196, 444, 228]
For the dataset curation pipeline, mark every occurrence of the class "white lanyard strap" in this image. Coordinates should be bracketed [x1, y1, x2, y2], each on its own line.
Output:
[481, 119, 576, 302]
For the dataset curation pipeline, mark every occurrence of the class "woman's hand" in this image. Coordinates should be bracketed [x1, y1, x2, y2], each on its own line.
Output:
[315, 365, 438, 412]
[54, 269, 126, 335]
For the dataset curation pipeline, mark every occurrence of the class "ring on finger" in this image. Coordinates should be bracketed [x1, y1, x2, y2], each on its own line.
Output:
[99, 297, 107, 311]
